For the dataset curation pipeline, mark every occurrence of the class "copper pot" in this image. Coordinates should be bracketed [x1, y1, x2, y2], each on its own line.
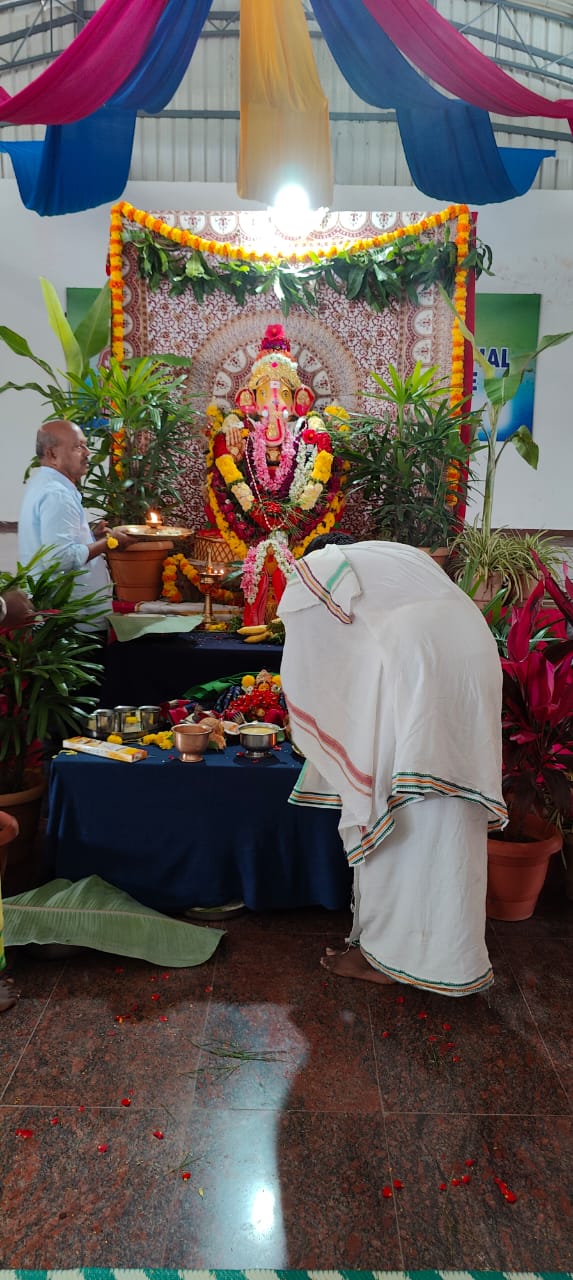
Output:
[174, 723, 211, 762]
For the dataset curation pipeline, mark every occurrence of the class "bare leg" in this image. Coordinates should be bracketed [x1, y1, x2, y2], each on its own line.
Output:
[320, 945, 396, 985]
[0, 976, 19, 1012]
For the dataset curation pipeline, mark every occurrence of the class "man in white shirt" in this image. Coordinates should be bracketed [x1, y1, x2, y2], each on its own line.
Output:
[18, 419, 133, 631]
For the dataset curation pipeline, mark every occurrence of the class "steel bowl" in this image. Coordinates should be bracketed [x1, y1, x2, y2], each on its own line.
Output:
[239, 722, 278, 754]
[94, 708, 117, 738]
[139, 705, 161, 733]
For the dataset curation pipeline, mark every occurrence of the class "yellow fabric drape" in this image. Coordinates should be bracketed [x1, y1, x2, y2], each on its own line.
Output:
[238, 0, 333, 208]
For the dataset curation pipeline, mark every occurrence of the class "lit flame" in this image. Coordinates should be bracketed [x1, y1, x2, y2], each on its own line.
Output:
[146, 510, 162, 528]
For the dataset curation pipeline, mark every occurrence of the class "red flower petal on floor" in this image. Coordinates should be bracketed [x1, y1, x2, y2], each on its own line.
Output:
[161, 973, 170, 979]
[151, 994, 160, 1001]
[428, 1034, 438, 1042]
[439, 1182, 447, 1191]
[50, 1117, 59, 1126]
[442, 1022, 452, 1030]
[159, 1015, 168, 1022]
[451, 1178, 461, 1186]
[446, 1041, 455, 1048]
[204, 986, 213, 993]
[393, 1179, 404, 1189]
[78, 1106, 85, 1112]
[150, 976, 158, 982]
[417, 1011, 428, 1019]
[97, 1144, 108, 1152]
[381, 1186, 393, 1198]
[465, 1158, 476, 1167]
[461, 1174, 471, 1184]
[395, 996, 405, 1005]
[381, 1031, 390, 1038]
[498, 1181, 508, 1194]
[120, 1098, 131, 1107]
[505, 1191, 517, 1203]
[181, 1171, 191, 1180]
[15, 1128, 33, 1138]
[153, 1130, 164, 1139]
[452, 1055, 461, 1062]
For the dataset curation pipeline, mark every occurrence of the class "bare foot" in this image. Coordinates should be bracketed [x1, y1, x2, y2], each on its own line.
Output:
[0, 977, 19, 1013]
[320, 946, 396, 985]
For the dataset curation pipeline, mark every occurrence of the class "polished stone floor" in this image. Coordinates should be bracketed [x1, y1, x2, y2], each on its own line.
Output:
[0, 887, 572, 1271]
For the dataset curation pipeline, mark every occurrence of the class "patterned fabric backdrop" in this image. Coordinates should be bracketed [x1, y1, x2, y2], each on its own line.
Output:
[119, 208, 463, 535]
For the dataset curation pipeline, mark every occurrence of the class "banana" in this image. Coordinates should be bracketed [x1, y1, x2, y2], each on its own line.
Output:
[237, 624, 268, 636]
[244, 631, 270, 643]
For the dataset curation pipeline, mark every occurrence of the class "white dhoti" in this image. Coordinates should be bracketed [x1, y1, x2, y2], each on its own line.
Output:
[278, 541, 507, 998]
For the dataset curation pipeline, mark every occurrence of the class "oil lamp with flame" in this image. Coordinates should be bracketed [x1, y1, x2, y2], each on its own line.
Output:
[145, 510, 164, 533]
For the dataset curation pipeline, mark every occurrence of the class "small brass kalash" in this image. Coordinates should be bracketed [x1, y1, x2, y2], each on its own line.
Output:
[173, 723, 211, 762]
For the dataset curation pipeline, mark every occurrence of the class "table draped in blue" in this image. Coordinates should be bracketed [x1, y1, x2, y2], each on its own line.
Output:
[46, 743, 351, 913]
[100, 631, 283, 707]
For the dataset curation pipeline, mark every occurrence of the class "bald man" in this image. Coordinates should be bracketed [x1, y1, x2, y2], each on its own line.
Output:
[18, 420, 132, 630]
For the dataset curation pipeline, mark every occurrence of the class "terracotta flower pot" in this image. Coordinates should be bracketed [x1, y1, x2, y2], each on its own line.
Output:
[0, 777, 45, 895]
[486, 814, 562, 921]
[107, 540, 174, 603]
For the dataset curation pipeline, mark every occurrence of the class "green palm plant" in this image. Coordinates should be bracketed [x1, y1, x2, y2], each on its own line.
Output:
[332, 362, 482, 549]
[0, 277, 111, 415]
[0, 554, 104, 794]
[71, 356, 194, 526]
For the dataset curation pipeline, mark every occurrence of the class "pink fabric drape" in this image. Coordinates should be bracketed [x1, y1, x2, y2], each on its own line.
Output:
[0, 0, 168, 125]
[362, 0, 573, 131]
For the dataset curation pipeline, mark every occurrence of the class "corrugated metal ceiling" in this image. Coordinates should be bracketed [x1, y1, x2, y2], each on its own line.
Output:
[0, 0, 572, 192]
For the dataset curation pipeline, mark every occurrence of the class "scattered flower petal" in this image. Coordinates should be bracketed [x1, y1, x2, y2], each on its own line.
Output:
[120, 1098, 131, 1107]
[442, 1022, 452, 1030]
[381, 1186, 393, 1198]
[395, 995, 405, 1005]
[151, 994, 161, 1002]
[161, 973, 170, 980]
[15, 1128, 33, 1138]
[439, 1182, 447, 1191]
[428, 1034, 438, 1042]
[451, 1178, 461, 1186]
[461, 1174, 471, 1184]
[381, 1031, 390, 1038]
[198, 1187, 204, 1197]
[393, 1179, 404, 1189]
[50, 1117, 59, 1126]
[465, 1158, 476, 1167]
[78, 1106, 85, 1112]
[97, 1144, 108, 1153]
[181, 1171, 191, 1180]
[505, 1191, 517, 1203]
[204, 986, 213, 994]
[153, 1130, 164, 1140]
[159, 1015, 168, 1022]
[114, 967, 124, 974]
[114, 1015, 124, 1023]
[418, 1011, 428, 1019]
[452, 1055, 461, 1063]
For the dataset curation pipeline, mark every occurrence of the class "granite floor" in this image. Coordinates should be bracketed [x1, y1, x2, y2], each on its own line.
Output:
[0, 887, 572, 1271]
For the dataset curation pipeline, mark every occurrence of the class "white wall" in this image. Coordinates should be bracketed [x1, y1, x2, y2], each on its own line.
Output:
[1, 178, 572, 528]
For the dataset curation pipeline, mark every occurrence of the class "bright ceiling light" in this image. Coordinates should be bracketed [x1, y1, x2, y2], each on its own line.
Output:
[272, 183, 310, 213]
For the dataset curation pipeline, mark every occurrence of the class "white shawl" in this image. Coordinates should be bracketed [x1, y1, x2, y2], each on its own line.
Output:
[278, 541, 507, 864]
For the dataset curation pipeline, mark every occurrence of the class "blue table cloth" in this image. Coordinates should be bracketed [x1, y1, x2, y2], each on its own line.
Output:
[46, 743, 351, 913]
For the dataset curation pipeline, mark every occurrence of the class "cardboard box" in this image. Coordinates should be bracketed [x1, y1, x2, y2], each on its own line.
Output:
[62, 737, 147, 763]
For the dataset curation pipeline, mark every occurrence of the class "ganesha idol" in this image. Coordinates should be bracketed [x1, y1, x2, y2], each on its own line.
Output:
[204, 324, 346, 625]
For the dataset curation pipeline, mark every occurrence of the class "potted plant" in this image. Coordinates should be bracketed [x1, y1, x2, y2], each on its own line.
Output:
[0, 277, 193, 601]
[486, 567, 573, 920]
[332, 362, 481, 558]
[440, 288, 573, 600]
[0, 554, 103, 893]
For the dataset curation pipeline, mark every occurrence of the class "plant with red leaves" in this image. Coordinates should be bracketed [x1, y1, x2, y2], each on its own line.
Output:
[499, 561, 573, 837]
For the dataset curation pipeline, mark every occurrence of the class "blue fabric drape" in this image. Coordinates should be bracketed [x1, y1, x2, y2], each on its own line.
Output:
[311, 0, 552, 204]
[0, 0, 212, 215]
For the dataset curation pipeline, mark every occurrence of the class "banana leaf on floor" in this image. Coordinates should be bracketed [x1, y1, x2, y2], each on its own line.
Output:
[3, 876, 224, 966]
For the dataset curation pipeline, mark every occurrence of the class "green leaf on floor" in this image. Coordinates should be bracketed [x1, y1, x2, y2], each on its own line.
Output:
[3, 875, 223, 967]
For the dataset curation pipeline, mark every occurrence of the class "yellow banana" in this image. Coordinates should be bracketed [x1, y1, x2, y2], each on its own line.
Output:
[237, 624, 268, 636]
[244, 631, 270, 643]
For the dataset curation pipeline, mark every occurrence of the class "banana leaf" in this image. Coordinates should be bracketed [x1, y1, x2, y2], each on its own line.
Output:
[3, 876, 223, 967]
